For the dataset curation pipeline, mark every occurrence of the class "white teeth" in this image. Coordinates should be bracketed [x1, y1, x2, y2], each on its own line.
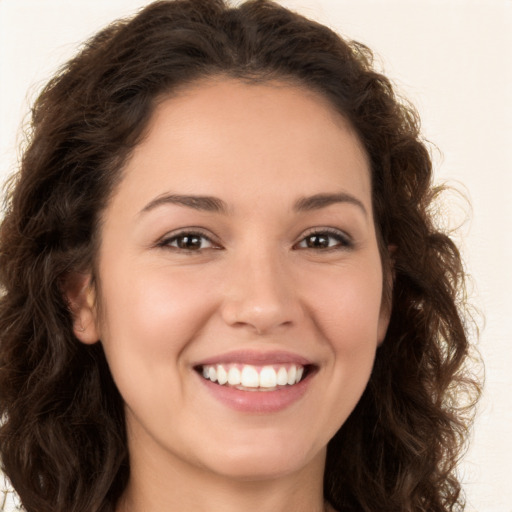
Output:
[240, 365, 259, 387]
[200, 363, 307, 389]
[227, 367, 241, 386]
[217, 365, 228, 385]
[287, 365, 297, 385]
[276, 366, 288, 386]
[259, 366, 277, 388]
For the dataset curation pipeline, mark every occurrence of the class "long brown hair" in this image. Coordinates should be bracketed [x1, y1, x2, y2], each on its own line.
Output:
[0, 1, 480, 511]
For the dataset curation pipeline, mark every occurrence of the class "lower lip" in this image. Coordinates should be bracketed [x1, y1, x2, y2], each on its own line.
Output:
[197, 373, 312, 413]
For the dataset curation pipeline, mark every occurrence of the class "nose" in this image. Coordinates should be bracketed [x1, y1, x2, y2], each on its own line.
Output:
[220, 249, 303, 335]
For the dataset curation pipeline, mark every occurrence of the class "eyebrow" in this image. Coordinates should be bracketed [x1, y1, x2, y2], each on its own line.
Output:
[294, 193, 368, 216]
[140, 194, 228, 215]
[139, 191, 367, 217]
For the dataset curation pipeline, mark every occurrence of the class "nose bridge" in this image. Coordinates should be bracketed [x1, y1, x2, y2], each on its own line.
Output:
[221, 241, 300, 334]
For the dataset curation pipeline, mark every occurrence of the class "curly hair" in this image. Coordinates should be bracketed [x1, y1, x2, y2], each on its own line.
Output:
[0, 1, 480, 511]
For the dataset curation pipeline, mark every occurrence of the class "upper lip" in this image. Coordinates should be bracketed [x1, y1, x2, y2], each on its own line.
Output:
[193, 349, 313, 367]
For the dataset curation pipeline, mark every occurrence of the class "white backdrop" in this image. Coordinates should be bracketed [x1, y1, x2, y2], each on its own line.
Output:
[1, 1, 511, 511]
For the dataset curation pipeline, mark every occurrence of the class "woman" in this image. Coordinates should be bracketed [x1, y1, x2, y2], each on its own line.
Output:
[0, 1, 480, 511]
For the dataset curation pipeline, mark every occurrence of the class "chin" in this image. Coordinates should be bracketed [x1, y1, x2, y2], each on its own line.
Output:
[199, 435, 326, 482]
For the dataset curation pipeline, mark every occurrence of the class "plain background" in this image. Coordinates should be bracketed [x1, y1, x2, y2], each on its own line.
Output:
[0, 1, 511, 511]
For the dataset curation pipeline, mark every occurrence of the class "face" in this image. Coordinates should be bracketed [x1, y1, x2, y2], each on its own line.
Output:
[73, 78, 390, 484]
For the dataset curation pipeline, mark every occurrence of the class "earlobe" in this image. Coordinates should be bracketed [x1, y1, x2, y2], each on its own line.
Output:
[377, 304, 391, 346]
[62, 272, 100, 344]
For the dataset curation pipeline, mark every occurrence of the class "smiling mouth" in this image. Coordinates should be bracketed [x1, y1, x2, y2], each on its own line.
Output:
[195, 363, 312, 391]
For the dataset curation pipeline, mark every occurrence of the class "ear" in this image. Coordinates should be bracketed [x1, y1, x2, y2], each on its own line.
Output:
[377, 244, 396, 346]
[62, 272, 100, 344]
[377, 300, 391, 346]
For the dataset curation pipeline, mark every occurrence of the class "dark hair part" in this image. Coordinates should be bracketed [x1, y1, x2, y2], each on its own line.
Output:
[0, 1, 480, 511]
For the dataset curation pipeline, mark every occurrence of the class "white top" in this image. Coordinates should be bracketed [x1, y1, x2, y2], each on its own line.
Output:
[0, 475, 23, 512]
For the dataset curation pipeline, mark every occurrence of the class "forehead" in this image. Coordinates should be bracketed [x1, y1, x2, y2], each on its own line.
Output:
[114, 78, 372, 214]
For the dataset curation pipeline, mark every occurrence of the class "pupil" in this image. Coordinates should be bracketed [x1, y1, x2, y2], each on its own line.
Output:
[178, 235, 201, 249]
[308, 235, 328, 248]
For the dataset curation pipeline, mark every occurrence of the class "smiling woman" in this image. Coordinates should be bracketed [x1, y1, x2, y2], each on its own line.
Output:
[0, 1, 480, 512]
[73, 79, 388, 496]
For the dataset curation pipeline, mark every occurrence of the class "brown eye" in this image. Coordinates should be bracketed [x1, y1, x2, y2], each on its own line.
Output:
[175, 234, 204, 250]
[296, 230, 352, 250]
[160, 232, 217, 251]
[304, 234, 331, 249]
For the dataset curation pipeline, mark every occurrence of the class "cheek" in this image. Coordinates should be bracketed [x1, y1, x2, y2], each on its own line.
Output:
[96, 264, 219, 387]
[305, 261, 383, 395]
[96, 265, 222, 428]
[289, 262, 384, 441]
[305, 261, 384, 349]
[101, 264, 213, 339]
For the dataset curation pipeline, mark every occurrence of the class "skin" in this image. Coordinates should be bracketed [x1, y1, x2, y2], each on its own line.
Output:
[71, 78, 390, 512]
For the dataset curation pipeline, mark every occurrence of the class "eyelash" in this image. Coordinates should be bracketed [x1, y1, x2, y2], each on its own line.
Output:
[157, 227, 352, 253]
